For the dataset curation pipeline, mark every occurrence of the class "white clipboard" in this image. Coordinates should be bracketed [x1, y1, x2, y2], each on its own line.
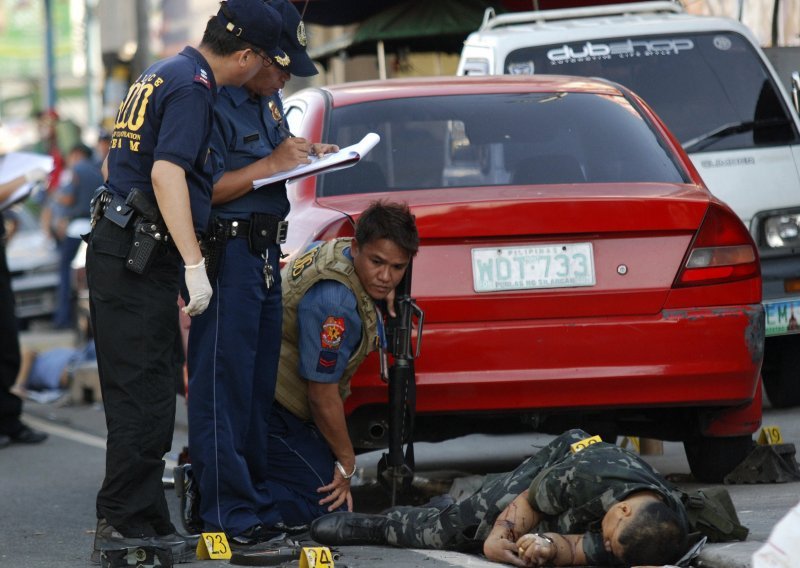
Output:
[253, 132, 380, 187]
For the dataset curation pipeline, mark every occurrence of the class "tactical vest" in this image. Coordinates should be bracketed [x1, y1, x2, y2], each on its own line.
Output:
[275, 238, 379, 420]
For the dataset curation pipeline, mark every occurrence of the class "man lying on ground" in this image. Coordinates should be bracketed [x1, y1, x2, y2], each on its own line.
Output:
[311, 429, 689, 567]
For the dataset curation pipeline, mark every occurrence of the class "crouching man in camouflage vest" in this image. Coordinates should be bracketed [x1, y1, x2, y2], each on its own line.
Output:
[311, 429, 690, 567]
[263, 201, 419, 528]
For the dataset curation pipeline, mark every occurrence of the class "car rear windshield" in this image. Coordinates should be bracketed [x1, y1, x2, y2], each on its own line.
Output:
[318, 91, 687, 197]
[504, 32, 799, 153]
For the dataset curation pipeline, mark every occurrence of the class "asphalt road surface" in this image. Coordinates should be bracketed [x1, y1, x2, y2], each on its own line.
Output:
[2, 329, 798, 568]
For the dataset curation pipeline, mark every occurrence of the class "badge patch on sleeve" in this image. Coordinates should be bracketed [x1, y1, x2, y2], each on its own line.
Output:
[317, 350, 338, 374]
[320, 316, 345, 350]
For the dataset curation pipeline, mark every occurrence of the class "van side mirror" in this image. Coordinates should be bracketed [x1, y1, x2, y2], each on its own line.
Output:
[792, 71, 800, 114]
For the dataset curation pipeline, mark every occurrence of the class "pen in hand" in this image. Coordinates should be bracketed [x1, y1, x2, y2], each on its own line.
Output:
[278, 121, 315, 158]
[278, 120, 295, 139]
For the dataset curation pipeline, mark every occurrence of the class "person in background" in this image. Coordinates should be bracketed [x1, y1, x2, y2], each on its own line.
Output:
[11, 340, 96, 401]
[0, 171, 50, 448]
[52, 143, 104, 329]
[85, 0, 285, 562]
[185, 0, 338, 549]
[93, 129, 112, 170]
[34, 109, 64, 195]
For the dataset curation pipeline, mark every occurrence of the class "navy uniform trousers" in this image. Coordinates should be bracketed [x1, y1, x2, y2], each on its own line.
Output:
[187, 238, 283, 536]
[88, 217, 182, 536]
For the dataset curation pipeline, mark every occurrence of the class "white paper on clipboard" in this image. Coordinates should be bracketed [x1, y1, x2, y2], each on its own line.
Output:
[0, 152, 55, 210]
[252, 132, 380, 187]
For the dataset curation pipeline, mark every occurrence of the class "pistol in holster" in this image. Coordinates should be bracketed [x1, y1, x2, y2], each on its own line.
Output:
[124, 188, 169, 275]
[89, 185, 112, 229]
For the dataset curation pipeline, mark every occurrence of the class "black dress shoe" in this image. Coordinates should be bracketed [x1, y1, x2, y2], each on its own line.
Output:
[91, 518, 153, 562]
[310, 512, 388, 545]
[10, 425, 47, 444]
[0, 434, 9, 448]
[274, 521, 310, 536]
[230, 525, 291, 551]
[152, 532, 198, 563]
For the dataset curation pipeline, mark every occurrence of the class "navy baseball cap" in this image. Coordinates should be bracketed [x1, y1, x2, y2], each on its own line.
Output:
[268, 0, 318, 77]
[216, 0, 288, 64]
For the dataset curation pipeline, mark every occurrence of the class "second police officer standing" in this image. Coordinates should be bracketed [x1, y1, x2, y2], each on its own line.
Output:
[185, 0, 339, 549]
[87, 0, 285, 562]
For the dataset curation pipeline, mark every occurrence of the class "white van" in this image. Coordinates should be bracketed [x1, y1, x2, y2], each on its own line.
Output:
[458, 1, 800, 408]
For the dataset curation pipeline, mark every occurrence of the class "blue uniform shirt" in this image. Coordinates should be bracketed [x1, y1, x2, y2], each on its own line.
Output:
[105, 46, 217, 233]
[64, 157, 104, 220]
[209, 87, 290, 219]
[297, 279, 363, 383]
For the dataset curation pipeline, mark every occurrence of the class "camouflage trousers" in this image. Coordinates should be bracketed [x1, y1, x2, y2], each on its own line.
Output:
[383, 429, 590, 551]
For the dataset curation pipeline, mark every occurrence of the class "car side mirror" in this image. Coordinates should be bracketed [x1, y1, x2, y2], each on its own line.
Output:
[792, 71, 800, 115]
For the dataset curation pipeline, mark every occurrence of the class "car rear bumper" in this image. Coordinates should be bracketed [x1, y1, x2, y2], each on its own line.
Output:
[347, 304, 764, 420]
[10, 272, 59, 319]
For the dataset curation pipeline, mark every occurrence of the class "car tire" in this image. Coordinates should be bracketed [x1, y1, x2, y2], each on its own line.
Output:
[683, 435, 754, 483]
[762, 335, 800, 409]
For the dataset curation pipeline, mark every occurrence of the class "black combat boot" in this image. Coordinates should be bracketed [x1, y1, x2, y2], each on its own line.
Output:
[310, 512, 389, 546]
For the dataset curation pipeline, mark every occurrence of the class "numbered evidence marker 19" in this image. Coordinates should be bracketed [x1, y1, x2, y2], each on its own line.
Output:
[757, 425, 783, 445]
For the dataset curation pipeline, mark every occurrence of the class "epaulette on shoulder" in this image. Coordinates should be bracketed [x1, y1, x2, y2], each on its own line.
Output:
[193, 64, 211, 89]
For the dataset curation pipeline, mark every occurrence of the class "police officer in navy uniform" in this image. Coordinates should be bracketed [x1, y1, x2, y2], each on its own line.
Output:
[86, 0, 285, 562]
[186, 0, 338, 548]
[264, 201, 418, 526]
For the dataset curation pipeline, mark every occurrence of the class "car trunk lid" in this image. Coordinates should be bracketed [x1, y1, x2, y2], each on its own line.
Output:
[318, 182, 710, 321]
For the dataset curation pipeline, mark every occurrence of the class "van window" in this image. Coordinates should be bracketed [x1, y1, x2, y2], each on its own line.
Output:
[317, 92, 688, 197]
[505, 32, 799, 152]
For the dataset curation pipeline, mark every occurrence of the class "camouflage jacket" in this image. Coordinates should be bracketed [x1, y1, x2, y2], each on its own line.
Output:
[527, 440, 689, 564]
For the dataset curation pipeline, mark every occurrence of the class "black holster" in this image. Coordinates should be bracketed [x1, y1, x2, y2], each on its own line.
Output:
[126, 222, 164, 274]
[122, 188, 169, 275]
[200, 225, 226, 282]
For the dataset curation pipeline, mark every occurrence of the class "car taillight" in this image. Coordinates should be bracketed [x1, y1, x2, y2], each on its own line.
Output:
[674, 203, 760, 287]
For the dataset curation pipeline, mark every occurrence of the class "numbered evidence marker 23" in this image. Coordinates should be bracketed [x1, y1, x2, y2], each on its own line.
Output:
[196, 532, 231, 560]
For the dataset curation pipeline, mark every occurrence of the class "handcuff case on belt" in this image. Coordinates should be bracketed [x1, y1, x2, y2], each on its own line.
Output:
[247, 212, 288, 253]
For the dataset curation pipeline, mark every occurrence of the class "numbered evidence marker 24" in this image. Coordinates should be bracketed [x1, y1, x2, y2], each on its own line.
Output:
[300, 546, 335, 568]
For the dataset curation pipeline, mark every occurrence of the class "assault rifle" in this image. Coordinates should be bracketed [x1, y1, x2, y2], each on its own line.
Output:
[377, 258, 424, 506]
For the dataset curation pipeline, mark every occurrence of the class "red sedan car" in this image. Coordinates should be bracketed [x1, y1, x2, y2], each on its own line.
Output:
[280, 76, 763, 482]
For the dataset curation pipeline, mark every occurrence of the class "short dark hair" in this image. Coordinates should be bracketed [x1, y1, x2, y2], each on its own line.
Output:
[354, 201, 419, 257]
[200, 15, 259, 56]
[617, 501, 687, 567]
[70, 142, 94, 159]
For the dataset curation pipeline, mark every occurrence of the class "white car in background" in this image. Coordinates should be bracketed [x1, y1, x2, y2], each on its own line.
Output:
[5, 205, 59, 326]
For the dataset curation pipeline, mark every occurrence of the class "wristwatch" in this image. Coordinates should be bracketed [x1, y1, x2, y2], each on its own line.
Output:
[335, 460, 357, 480]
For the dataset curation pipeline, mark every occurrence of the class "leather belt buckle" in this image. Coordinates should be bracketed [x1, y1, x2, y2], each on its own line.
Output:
[276, 221, 288, 244]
